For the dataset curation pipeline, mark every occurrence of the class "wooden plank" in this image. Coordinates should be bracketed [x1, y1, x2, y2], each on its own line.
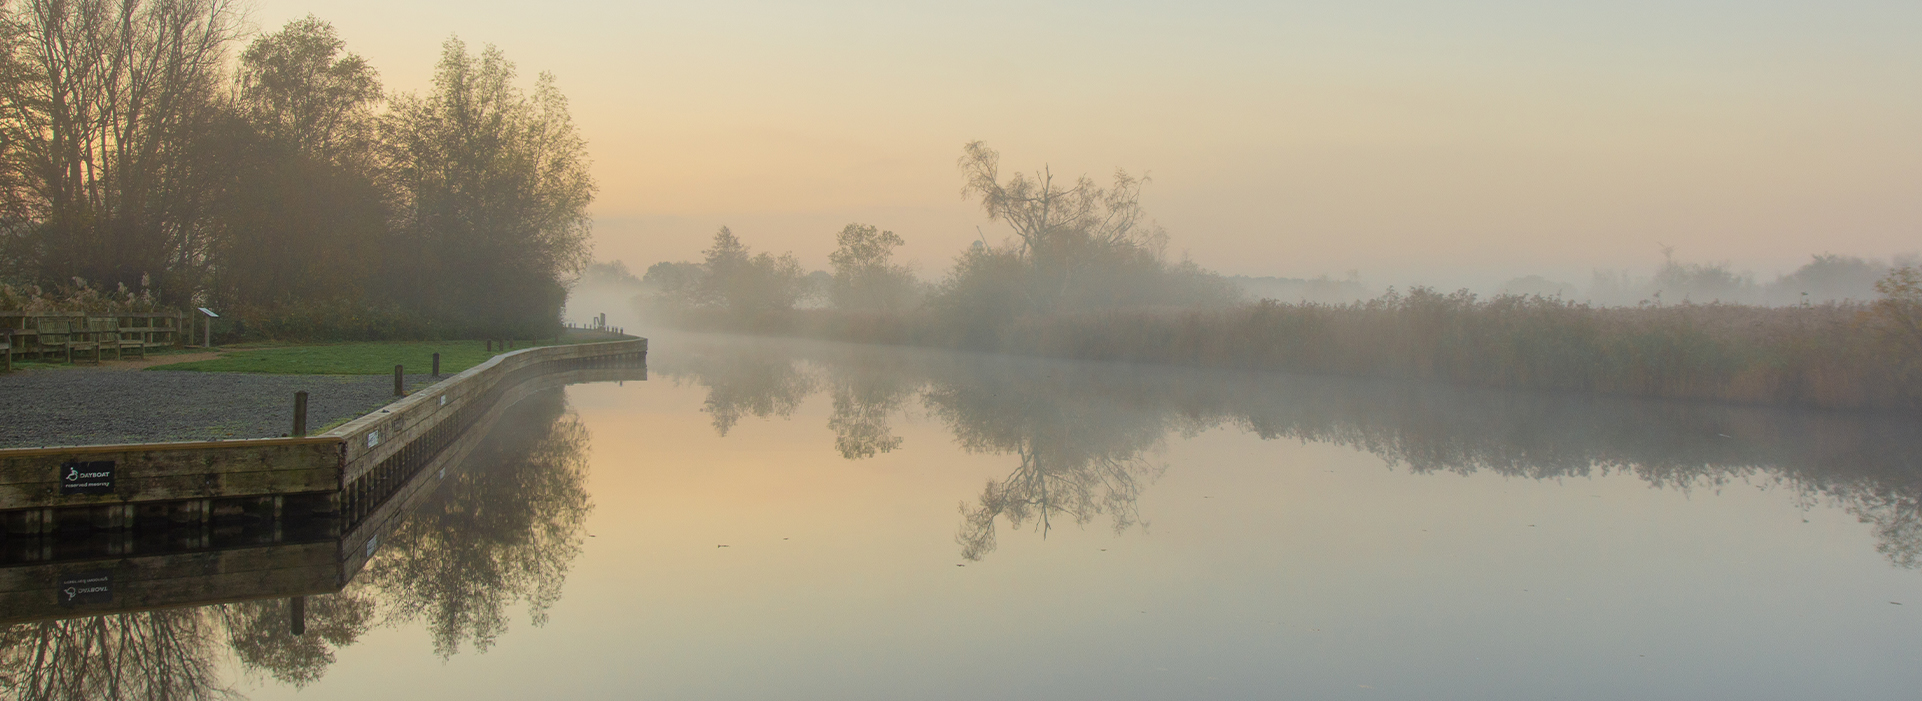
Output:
[0, 468, 337, 507]
[0, 440, 341, 486]
[0, 436, 341, 459]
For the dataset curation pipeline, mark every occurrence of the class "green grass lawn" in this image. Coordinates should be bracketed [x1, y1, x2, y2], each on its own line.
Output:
[147, 340, 574, 375]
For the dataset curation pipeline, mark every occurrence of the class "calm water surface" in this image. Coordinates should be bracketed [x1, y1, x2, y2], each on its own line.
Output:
[10, 333, 1922, 699]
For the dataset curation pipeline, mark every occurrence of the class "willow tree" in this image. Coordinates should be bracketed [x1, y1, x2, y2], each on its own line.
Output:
[382, 37, 593, 335]
[948, 141, 1232, 321]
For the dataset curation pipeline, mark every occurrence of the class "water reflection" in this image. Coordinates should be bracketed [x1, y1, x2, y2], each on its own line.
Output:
[220, 593, 375, 686]
[0, 610, 227, 700]
[358, 388, 594, 657]
[0, 386, 595, 697]
[921, 358, 1168, 561]
[654, 336, 1922, 564]
[671, 346, 817, 435]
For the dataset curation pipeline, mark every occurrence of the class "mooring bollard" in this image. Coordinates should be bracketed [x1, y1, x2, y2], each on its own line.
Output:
[432, 352, 440, 377]
[293, 391, 308, 437]
[393, 365, 404, 396]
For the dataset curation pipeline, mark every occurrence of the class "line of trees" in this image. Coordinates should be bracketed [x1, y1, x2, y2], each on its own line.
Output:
[634, 141, 1922, 410]
[638, 141, 1234, 338]
[0, 7, 593, 338]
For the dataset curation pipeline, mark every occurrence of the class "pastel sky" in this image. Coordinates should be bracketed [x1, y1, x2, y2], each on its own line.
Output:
[250, 0, 1922, 288]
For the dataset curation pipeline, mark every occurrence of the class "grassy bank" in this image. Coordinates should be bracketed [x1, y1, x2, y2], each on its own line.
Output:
[147, 336, 608, 375]
[753, 290, 1922, 411]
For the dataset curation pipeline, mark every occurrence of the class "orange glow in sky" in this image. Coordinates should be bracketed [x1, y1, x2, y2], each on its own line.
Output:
[249, 0, 1922, 287]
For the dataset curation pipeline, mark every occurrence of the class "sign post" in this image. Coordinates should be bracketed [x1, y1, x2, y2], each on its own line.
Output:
[197, 308, 219, 349]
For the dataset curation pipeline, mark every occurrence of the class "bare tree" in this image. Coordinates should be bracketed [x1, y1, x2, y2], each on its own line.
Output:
[958, 140, 1166, 264]
[0, 0, 241, 301]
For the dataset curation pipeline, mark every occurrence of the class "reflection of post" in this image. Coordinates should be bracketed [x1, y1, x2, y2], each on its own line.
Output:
[290, 596, 306, 636]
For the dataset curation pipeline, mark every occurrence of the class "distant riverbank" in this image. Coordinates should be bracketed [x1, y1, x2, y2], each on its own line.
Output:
[666, 291, 1922, 411]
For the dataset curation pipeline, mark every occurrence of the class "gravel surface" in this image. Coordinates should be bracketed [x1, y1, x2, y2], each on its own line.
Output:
[0, 370, 443, 448]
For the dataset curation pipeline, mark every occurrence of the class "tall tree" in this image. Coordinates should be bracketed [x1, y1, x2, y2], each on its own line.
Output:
[203, 16, 387, 310]
[0, 0, 240, 301]
[827, 222, 916, 312]
[382, 37, 593, 335]
[235, 15, 381, 159]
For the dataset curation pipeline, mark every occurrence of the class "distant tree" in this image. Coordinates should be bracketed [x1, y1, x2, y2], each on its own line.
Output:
[958, 141, 1166, 264]
[1871, 265, 1922, 367]
[1649, 247, 1756, 304]
[641, 261, 701, 294]
[580, 260, 642, 287]
[827, 223, 917, 312]
[689, 227, 808, 318]
[950, 142, 1232, 316]
[382, 37, 594, 335]
[1768, 254, 1887, 305]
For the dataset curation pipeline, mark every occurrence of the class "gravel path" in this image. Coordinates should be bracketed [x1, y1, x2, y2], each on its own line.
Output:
[0, 369, 443, 448]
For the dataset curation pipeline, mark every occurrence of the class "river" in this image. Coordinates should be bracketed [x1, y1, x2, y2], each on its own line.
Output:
[6, 332, 1921, 700]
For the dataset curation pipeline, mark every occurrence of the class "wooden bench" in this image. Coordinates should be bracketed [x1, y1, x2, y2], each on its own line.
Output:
[32, 318, 69, 363]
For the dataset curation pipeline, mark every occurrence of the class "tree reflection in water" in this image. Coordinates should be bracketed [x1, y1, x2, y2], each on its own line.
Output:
[360, 387, 593, 657]
[661, 336, 1922, 565]
[922, 357, 1168, 561]
[666, 344, 817, 436]
[824, 348, 920, 459]
[0, 386, 595, 696]
[0, 610, 229, 700]
[220, 593, 375, 686]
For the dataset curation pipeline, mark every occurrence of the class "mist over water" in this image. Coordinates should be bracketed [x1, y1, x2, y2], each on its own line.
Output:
[7, 334, 1920, 698]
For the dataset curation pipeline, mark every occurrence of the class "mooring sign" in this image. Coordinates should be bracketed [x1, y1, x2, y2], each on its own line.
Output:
[59, 460, 115, 495]
[58, 570, 112, 606]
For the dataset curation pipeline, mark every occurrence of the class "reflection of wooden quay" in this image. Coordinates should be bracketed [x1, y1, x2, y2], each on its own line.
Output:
[0, 358, 646, 625]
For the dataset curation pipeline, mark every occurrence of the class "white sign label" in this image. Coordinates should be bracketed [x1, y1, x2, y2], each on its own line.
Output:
[365, 535, 378, 557]
[439, 395, 447, 406]
[366, 430, 380, 448]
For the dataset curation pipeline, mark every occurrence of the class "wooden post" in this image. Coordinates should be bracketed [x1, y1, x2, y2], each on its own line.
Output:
[293, 391, 309, 437]
[203, 314, 211, 349]
[290, 596, 306, 636]
[432, 352, 440, 377]
[485, 339, 492, 352]
[394, 365, 404, 396]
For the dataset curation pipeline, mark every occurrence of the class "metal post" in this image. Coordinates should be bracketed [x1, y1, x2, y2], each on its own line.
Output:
[394, 365, 404, 396]
[293, 391, 308, 437]
[432, 352, 440, 377]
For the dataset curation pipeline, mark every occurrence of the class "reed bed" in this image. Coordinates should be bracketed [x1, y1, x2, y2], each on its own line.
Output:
[783, 290, 1920, 411]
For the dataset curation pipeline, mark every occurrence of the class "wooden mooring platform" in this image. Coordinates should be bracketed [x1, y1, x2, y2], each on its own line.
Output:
[0, 339, 644, 592]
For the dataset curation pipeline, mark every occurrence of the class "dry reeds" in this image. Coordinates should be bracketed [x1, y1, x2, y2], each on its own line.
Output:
[762, 287, 1922, 411]
[992, 291, 1916, 410]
